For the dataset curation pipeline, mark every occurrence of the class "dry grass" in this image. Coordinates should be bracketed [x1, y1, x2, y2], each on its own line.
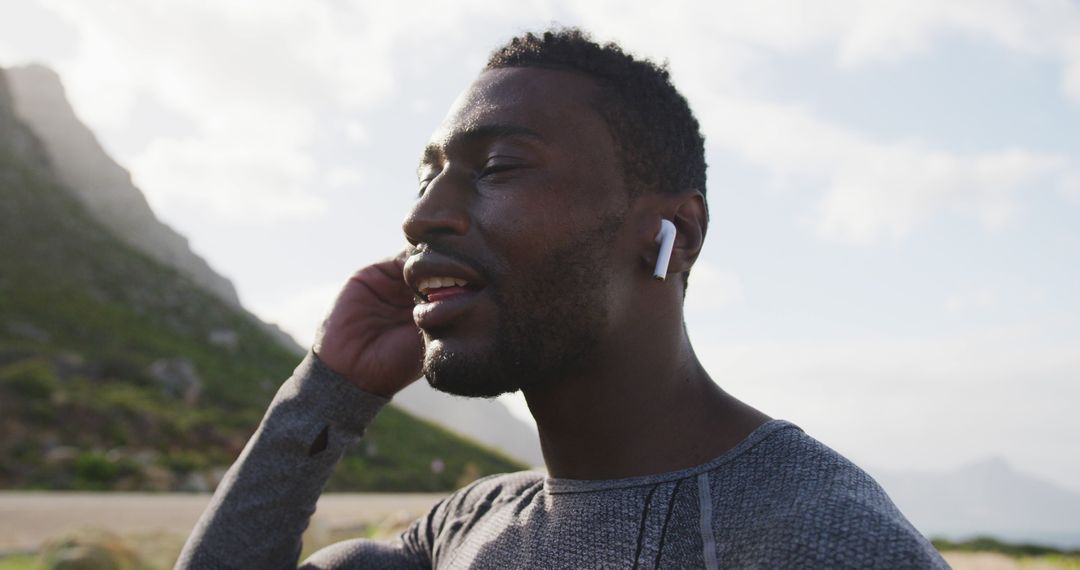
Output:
[943, 551, 1080, 570]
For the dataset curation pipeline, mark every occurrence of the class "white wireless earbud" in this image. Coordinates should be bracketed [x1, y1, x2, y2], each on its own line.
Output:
[653, 219, 677, 280]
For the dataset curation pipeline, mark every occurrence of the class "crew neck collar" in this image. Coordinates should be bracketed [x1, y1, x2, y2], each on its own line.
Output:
[543, 419, 800, 495]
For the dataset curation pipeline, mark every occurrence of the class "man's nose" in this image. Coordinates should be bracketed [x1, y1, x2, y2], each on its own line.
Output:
[402, 171, 471, 245]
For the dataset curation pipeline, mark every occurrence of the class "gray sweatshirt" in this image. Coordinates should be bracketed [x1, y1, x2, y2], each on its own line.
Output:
[176, 352, 949, 569]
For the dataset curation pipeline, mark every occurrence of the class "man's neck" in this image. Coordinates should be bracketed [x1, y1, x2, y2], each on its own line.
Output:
[522, 327, 770, 480]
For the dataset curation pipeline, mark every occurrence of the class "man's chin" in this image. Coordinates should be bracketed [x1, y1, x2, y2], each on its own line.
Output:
[421, 345, 521, 399]
[424, 374, 519, 399]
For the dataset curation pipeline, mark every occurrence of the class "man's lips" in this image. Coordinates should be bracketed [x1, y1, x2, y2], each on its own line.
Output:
[411, 284, 485, 331]
[404, 252, 486, 298]
[403, 251, 488, 329]
[426, 286, 472, 303]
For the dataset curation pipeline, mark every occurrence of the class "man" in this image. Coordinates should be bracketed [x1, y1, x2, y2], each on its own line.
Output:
[177, 29, 948, 569]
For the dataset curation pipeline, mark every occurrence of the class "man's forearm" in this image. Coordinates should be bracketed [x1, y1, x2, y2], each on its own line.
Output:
[175, 351, 389, 570]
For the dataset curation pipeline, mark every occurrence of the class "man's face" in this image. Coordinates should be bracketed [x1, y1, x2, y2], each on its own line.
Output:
[402, 67, 635, 398]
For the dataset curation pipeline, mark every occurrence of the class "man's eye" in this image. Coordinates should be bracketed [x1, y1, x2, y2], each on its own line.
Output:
[480, 164, 518, 177]
[479, 157, 526, 180]
[418, 177, 434, 196]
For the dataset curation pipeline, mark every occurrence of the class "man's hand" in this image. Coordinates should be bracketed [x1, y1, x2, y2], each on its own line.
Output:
[313, 252, 423, 397]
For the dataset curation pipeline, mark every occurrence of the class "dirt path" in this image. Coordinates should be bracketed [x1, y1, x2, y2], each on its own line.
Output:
[0, 491, 446, 552]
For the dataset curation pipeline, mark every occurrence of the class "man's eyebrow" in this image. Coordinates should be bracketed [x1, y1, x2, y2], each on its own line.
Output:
[455, 124, 545, 144]
[417, 124, 545, 176]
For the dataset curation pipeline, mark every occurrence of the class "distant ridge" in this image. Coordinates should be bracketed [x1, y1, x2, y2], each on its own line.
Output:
[872, 457, 1080, 549]
[394, 382, 543, 466]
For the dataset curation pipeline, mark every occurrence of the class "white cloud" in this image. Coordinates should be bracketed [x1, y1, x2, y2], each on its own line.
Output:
[1060, 169, 1080, 202]
[30, 0, 420, 225]
[812, 147, 1060, 244]
[685, 260, 745, 313]
[562, 1, 1079, 245]
[344, 122, 369, 144]
[125, 91, 325, 220]
[945, 288, 998, 315]
[0, 0, 78, 66]
[132, 136, 326, 224]
[580, 0, 1045, 81]
[1064, 38, 1080, 101]
[573, 0, 1080, 78]
[325, 167, 367, 191]
[249, 280, 344, 349]
[698, 97, 1066, 244]
[38, 0, 399, 119]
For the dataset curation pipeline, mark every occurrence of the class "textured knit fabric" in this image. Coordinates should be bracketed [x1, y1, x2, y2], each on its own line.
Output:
[176, 352, 950, 569]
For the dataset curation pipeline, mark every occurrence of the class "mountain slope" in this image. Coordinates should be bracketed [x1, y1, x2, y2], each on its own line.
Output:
[6, 64, 303, 356]
[0, 67, 526, 491]
[6, 65, 241, 310]
[8, 63, 545, 467]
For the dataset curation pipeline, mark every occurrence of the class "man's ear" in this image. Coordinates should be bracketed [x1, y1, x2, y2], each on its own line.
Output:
[636, 190, 707, 279]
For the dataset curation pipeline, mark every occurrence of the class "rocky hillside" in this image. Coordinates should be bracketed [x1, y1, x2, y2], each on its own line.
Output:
[7, 64, 545, 467]
[0, 67, 526, 492]
[6, 65, 242, 311]
[6, 64, 302, 355]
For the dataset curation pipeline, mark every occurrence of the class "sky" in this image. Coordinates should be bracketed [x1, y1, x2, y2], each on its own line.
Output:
[1, 0, 1078, 492]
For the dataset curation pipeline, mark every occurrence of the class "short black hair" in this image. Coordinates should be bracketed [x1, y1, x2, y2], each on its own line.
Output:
[486, 28, 706, 198]
[485, 27, 707, 289]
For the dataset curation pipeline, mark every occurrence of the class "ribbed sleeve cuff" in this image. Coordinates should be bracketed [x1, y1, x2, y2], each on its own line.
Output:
[283, 350, 392, 439]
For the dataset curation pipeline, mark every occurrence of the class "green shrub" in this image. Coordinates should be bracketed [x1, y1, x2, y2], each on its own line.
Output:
[97, 351, 151, 386]
[932, 535, 1080, 557]
[72, 452, 138, 490]
[74, 452, 118, 487]
[0, 359, 57, 399]
[0, 554, 44, 570]
[159, 450, 207, 474]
